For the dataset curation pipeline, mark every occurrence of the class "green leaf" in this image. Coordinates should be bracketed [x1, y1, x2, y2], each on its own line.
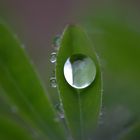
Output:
[0, 116, 33, 140]
[0, 22, 66, 140]
[56, 25, 102, 140]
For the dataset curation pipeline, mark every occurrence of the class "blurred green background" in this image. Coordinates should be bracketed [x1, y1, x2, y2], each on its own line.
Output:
[0, 0, 140, 139]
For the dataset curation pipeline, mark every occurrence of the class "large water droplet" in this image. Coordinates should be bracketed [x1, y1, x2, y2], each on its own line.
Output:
[64, 54, 96, 89]
[50, 77, 57, 88]
[50, 52, 57, 63]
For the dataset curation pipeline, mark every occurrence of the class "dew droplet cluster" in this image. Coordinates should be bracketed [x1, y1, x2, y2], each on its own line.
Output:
[49, 35, 61, 88]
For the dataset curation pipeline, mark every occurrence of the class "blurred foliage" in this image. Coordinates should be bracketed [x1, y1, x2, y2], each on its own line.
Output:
[0, 23, 66, 140]
[120, 123, 140, 140]
[82, 5, 140, 139]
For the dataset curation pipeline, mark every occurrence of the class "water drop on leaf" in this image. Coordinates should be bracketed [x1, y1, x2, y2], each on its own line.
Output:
[50, 52, 57, 63]
[55, 103, 64, 119]
[53, 35, 61, 47]
[50, 77, 57, 88]
[63, 54, 96, 89]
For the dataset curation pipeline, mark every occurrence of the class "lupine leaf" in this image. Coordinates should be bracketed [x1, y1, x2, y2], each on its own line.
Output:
[56, 25, 102, 140]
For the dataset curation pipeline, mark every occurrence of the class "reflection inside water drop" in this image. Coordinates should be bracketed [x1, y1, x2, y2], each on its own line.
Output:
[64, 54, 96, 89]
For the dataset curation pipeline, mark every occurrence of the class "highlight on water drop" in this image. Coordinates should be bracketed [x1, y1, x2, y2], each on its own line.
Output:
[63, 54, 96, 89]
[50, 52, 57, 63]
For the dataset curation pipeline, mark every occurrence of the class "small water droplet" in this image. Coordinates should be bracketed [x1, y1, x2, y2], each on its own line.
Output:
[52, 35, 61, 51]
[55, 103, 64, 119]
[59, 111, 64, 119]
[64, 54, 96, 89]
[53, 35, 61, 46]
[50, 52, 57, 63]
[98, 109, 104, 126]
[50, 77, 57, 88]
